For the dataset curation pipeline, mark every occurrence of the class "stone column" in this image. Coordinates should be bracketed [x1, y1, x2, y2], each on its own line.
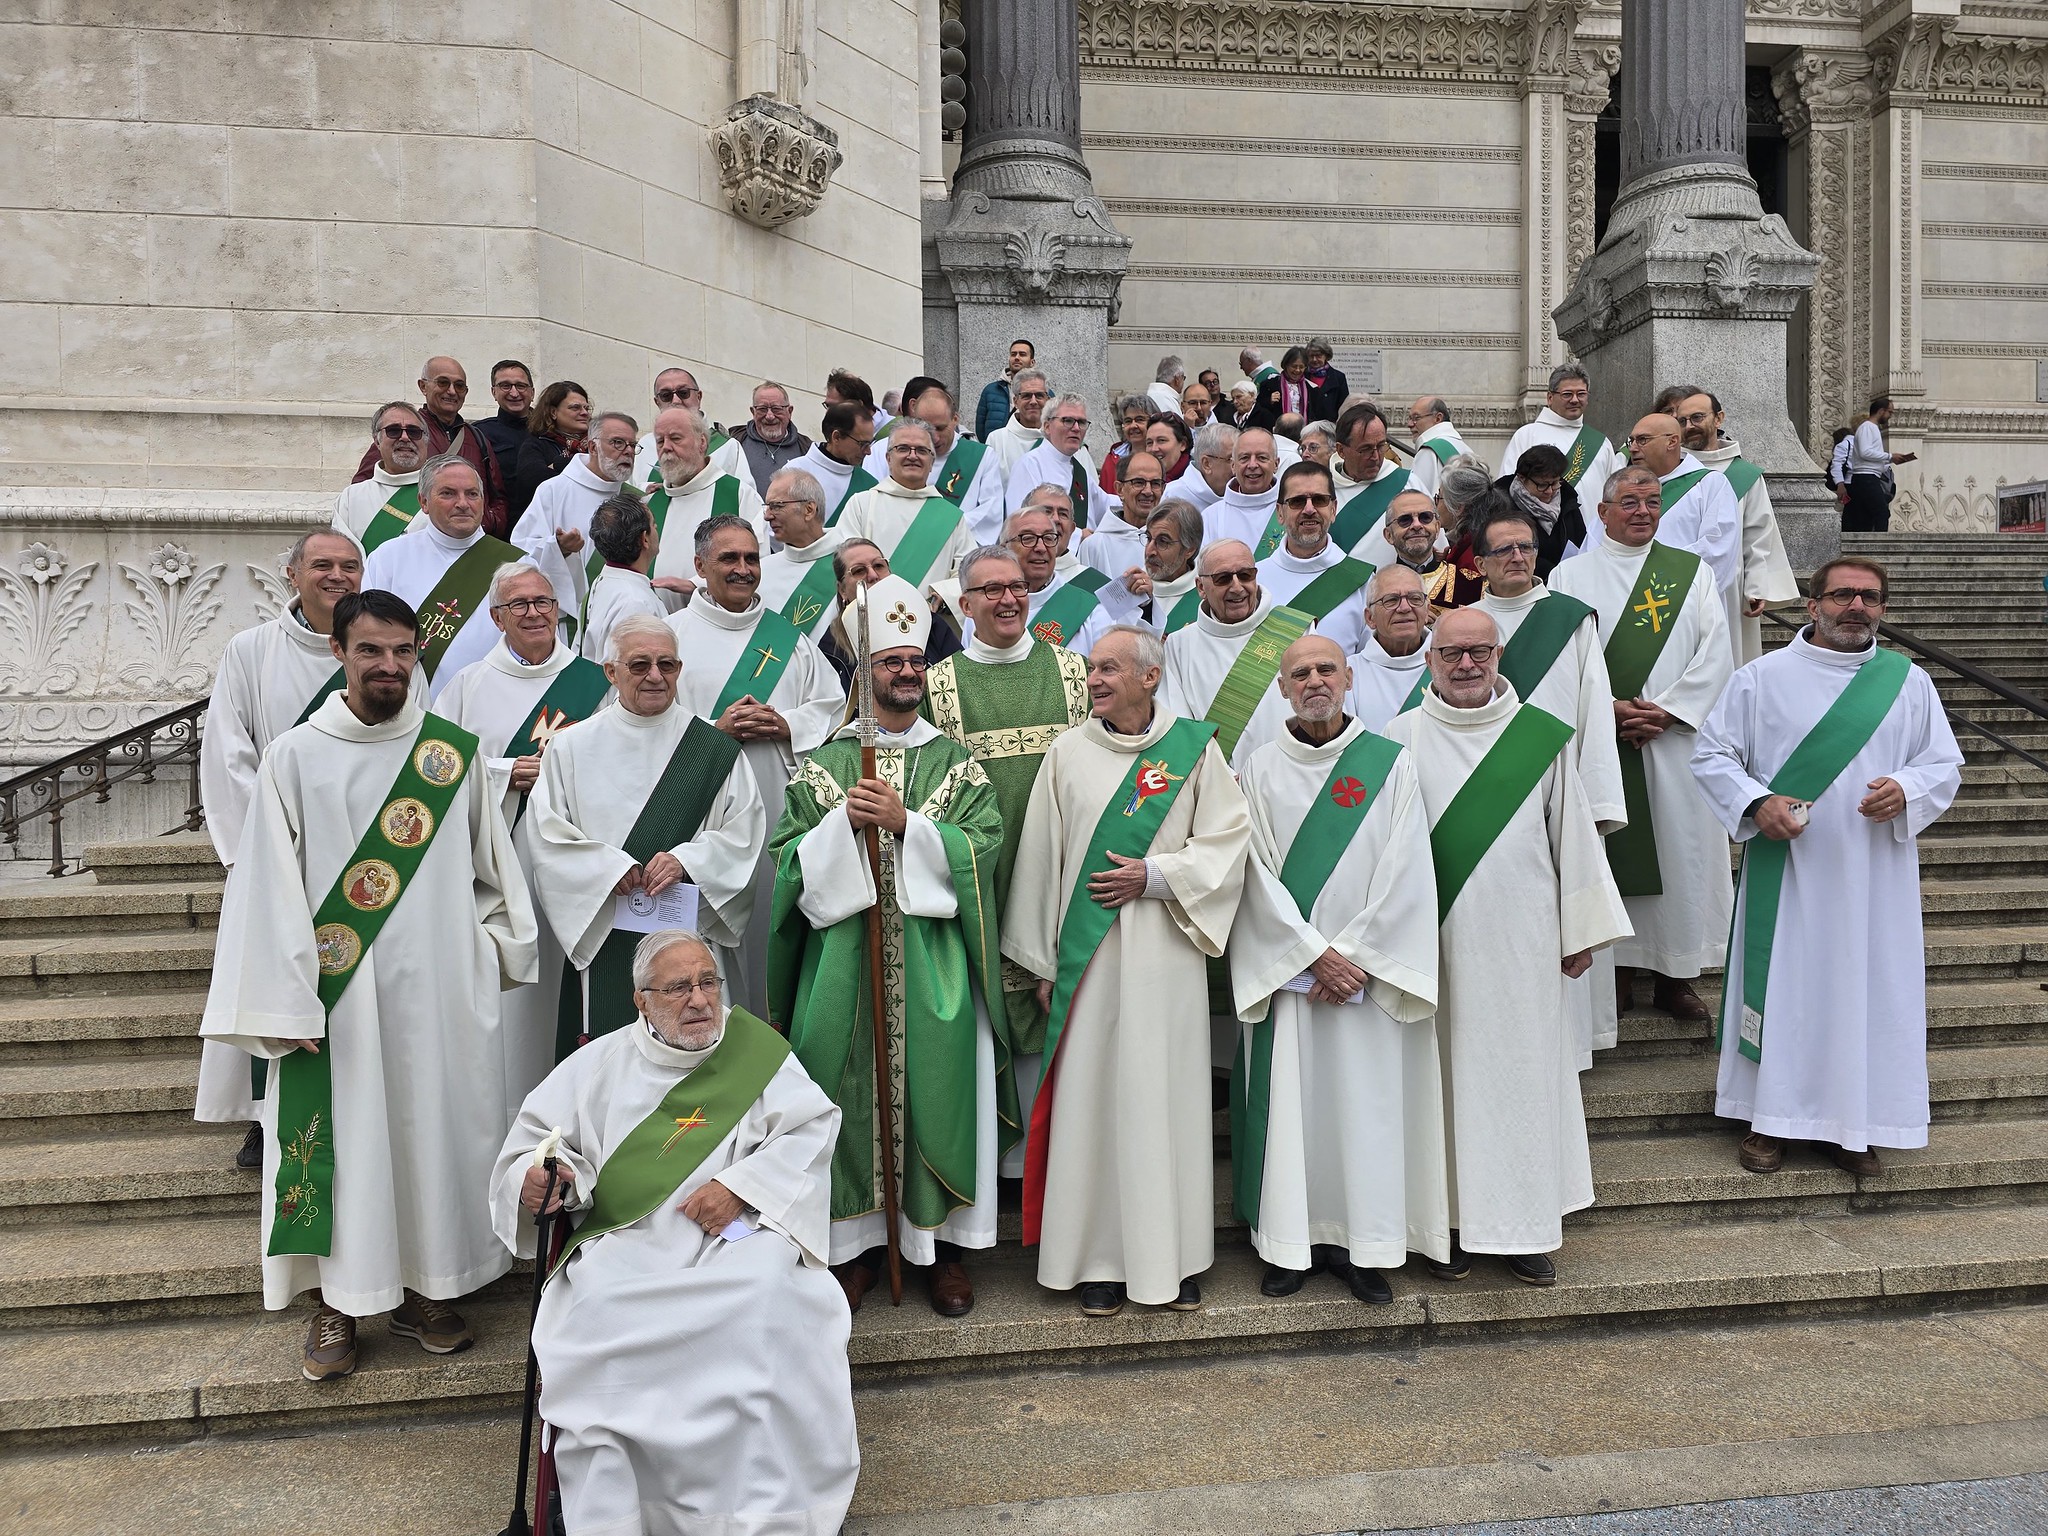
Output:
[1867, 17, 1949, 403]
[1518, 4, 1578, 403]
[1563, 43, 1621, 288]
[921, 0, 1130, 439]
[1772, 50, 1874, 460]
[1554, 0, 1835, 572]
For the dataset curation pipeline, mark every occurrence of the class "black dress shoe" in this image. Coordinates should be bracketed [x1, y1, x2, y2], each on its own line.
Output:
[1079, 1282, 1125, 1317]
[1165, 1277, 1202, 1311]
[1260, 1264, 1308, 1297]
[1505, 1252, 1557, 1287]
[1423, 1231, 1471, 1282]
[1337, 1262, 1394, 1305]
[235, 1123, 263, 1170]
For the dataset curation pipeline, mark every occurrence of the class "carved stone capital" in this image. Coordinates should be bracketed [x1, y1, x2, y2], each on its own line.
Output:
[930, 192, 1131, 310]
[1520, 1, 1580, 91]
[707, 94, 843, 230]
[1770, 48, 1873, 137]
[1869, 15, 1957, 103]
[1564, 42, 1621, 117]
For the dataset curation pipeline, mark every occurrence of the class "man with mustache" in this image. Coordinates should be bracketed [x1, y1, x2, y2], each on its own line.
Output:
[770, 574, 1006, 1316]
[668, 517, 846, 1015]
[201, 589, 538, 1382]
[646, 405, 770, 607]
[334, 402, 428, 551]
[349, 355, 512, 537]
[1553, 466, 1734, 1055]
[510, 410, 641, 630]
[1227, 635, 1446, 1306]
[921, 544, 1094, 1171]
[1006, 625, 1250, 1317]
[1664, 384, 1801, 665]
[840, 417, 976, 600]
[1254, 461, 1375, 656]
[1692, 557, 1961, 1177]
[1385, 608, 1629, 1288]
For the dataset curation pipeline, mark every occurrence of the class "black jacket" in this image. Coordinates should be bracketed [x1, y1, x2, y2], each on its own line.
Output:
[1492, 472, 1587, 580]
[511, 433, 578, 517]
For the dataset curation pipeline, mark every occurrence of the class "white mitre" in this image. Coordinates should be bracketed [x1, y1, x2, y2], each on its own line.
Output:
[849, 572, 932, 655]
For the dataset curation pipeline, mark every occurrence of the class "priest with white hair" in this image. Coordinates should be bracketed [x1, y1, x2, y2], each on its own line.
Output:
[437, 560, 612, 1116]
[508, 409, 637, 631]
[840, 417, 976, 597]
[527, 614, 767, 1058]
[492, 927, 857, 1536]
[333, 402, 426, 551]
[1384, 608, 1629, 1286]
[645, 404, 770, 604]
[1230, 634, 1446, 1304]
[1002, 392, 1109, 527]
[1346, 563, 1433, 733]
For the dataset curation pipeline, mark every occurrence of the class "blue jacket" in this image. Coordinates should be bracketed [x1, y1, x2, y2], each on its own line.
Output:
[975, 377, 1011, 440]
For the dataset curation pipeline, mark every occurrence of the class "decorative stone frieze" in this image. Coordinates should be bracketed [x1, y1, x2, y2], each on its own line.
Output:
[708, 94, 844, 229]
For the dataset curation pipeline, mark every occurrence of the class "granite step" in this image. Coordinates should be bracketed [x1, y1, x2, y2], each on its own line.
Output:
[0, 1127, 256, 1227]
[0, 931, 217, 1000]
[1581, 1040, 2048, 1133]
[1917, 836, 2048, 878]
[80, 835, 222, 887]
[8, 1202, 2048, 1442]
[0, 991, 209, 1063]
[1920, 878, 2048, 927]
[1955, 765, 2048, 797]
[1917, 925, 2048, 980]
[1611, 977, 2048, 1056]
[0, 877, 222, 936]
[0, 1053, 199, 1141]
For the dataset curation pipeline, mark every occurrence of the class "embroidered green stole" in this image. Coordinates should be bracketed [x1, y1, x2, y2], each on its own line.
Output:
[1331, 468, 1411, 552]
[1428, 706, 1575, 919]
[1204, 606, 1314, 760]
[1030, 567, 1111, 648]
[1599, 543, 1703, 896]
[269, 714, 477, 1256]
[935, 438, 987, 503]
[1163, 587, 1202, 634]
[776, 548, 841, 638]
[361, 483, 419, 552]
[1562, 424, 1605, 487]
[502, 656, 611, 823]
[710, 609, 804, 718]
[416, 536, 520, 680]
[549, 1008, 791, 1281]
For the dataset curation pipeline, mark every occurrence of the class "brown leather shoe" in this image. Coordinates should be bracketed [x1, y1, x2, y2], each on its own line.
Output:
[1739, 1132, 1783, 1173]
[1614, 965, 1636, 1013]
[1827, 1143, 1881, 1177]
[1652, 976, 1712, 1022]
[833, 1261, 877, 1314]
[927, 1261, 974, 1317]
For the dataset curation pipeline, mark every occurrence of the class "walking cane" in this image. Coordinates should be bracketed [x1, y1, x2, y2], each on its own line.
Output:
[852, 585, 905, 1305]
[497, 1140, 563, 1536]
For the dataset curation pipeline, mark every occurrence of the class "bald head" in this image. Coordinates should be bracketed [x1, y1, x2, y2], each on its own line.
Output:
[1279, 633, 1351, 728]
[1196, 538, 1260, 623]
[1628, 413, 1683, 476]
[1231, 429, 1278, 495]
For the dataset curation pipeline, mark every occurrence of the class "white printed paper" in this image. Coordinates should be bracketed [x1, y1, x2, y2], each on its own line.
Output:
[1282, 971, 1365, 1005]
[1098, 576, 1146, 623]
[613, 880, 701, 935]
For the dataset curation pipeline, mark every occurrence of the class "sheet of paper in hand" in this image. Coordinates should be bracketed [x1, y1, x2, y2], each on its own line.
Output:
[1281, 971, 1364, 1005]
[613, 881, 701, 935]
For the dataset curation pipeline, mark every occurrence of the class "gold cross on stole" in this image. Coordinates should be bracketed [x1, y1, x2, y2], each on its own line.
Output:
[751, 644, 782, 679]
[659, 1106, 711, 1156]
[1633, 586, 1670, 634]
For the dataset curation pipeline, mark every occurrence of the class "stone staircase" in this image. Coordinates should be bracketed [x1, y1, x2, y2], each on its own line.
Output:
[6, 533, 2048, 1533]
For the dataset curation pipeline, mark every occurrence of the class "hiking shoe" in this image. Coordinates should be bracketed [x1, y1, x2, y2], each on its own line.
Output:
[388, 1291, 474, 1354]
[302, 1306, 356, 1381]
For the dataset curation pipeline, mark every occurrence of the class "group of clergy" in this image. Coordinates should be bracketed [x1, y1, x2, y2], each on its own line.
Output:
[192, 365, 1963, 1536]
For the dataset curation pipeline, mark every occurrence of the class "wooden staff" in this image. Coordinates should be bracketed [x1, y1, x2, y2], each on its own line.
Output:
[852, 585, 905, 1305]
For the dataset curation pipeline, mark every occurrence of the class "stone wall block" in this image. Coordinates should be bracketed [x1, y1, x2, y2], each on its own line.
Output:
[0, 210, 149, 304]
[61, 305, 236, 399]
[531, 322, 644, 415]
[477, 48, 534, 138]
[0, 306, 63, 396]
[137, 29, 316, 127]
[147, 215, 321, 310]
[0, 22, 139, 121]
[397, 134, 535, 228]
[56, 121, 230, 214]
[0, 118, 58, 209]
[311, 38, 486, 135]
[578, 247, 706, 363]
[530, 0, 640, 88]
[396, 316, 541, 393]
[392, 0, 532, 49]
[232, 311, 408, 403]
[320, 221, 491, 316]
[143, 410, 327, 470]
[531, 51, 580, 147]
[225, 127, 403, 220]
[577, 74, 698, 194]
[534, 143, 644, 260]
[484, 228, 542, 318]
[635, 15, 727, 128]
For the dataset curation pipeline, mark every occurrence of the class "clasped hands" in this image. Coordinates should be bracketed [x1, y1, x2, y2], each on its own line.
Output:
[715, 696, 790, 743]
[615, 851, 687, 897]
[517, 1164, 743, 1235]
[1613, 696, 1676, 747]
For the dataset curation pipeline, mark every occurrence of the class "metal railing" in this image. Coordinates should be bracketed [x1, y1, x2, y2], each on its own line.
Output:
[1762, 607, 2048, 775]
[0, 701, 207, 877]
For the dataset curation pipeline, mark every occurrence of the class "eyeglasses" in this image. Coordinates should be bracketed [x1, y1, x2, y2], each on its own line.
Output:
[380, 424, 427, 442]
[621, 656, 682, 676]
[1015, 389, 1050, 403]
[1818, 588, 1886, 607]
[1482, 541, 1539, 558]
[1627, 431, 1671, 446]
[764, 498, 818, 515]
[491, 596, 558, 615]
[968, 579, 1030, 601]
[1390, 511, 1436, 528]
[891, 444, 934, 458]
[1282, 493, 1335, 511]
[647, 976, 720, 999]
[595, 436, 637, 454]
[1432, 643, 1497, 663]
[1609, 495, 1660, 513]
[1008, 531, 1060, 549]
[1520, 478, 1562, 497]
[1123, 475, 1164, 490]
[1048, 416, 1090, 431]
[654, 387, 700, 405]
[1368, 592, 1428, 611]
[875, 654, 930, 674]
[1203, 569, 1259, 586]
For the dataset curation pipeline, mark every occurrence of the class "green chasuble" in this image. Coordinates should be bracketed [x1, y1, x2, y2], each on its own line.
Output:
[768, 733, 1008, 1224]
[921, 641, 1092, 1057]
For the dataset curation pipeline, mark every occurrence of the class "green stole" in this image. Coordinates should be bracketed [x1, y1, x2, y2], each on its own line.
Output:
[776, 547, 841, 637]
[935, 438, 987, 503]
[549, 1009, 791, 1282]
[1331, 468, 1411, 552]
[636, 475, 741, 624]
[1420, 435, 1460, 465]
[1722, 457, 1764, 500]
[295, 669, 347, 728]
[645, 433, 730, 488]
[1659, 466, 1713, 513]
[269, 714, 478, 1256]
[1599, 543, 1703, 896]
[1163, 587, 1202, 634]
[1230, 727, 1403, 1230]
[1069, 454, 1091, 527]
[503, 655, 612, 823]
[1022, 717, 1216, 1244]
[1204, 605, 1314, 760]
[709, 609, 803, 718]
[416, 536, 520, 680]
[824, 466, 879, 526]
[360, 483, 419, 552]
[1428, 705, 1575, 920]
[1723, 647, 1911, 1063]
[1030, 567, 1111, 648]
[560, 717, 744, 1059]
[1562, 424, 1605, 487]
[878, 495, 965, 592]
[1495, 591, 1597, 702]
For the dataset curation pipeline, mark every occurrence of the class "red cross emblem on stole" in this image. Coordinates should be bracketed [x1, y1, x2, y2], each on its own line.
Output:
[1330, 776, 1369, 808]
